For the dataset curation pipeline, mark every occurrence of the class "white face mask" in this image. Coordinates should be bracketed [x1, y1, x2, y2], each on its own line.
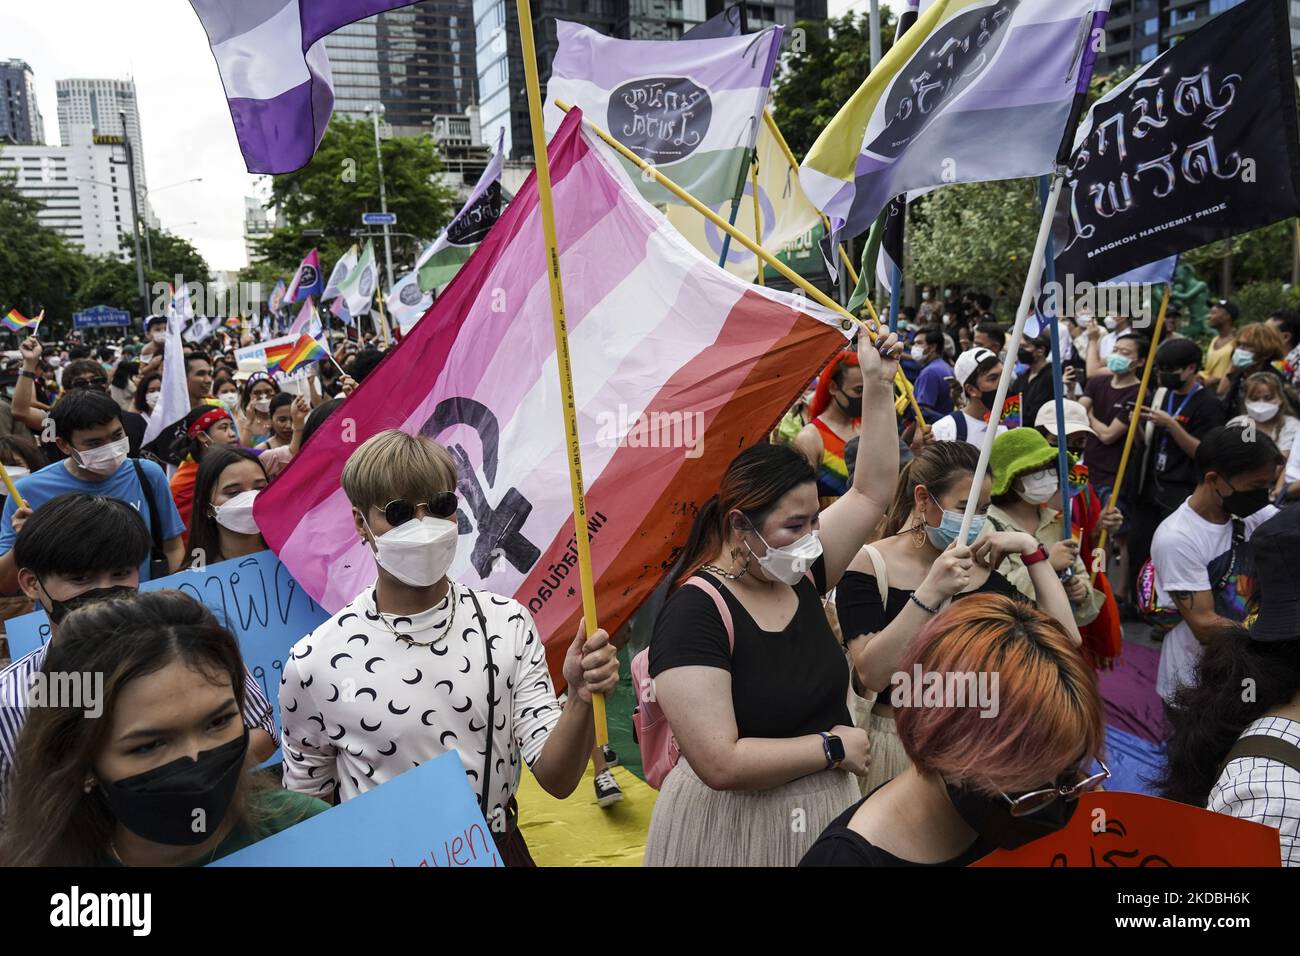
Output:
[1103, 317, 1118, 331]
[1017, 468, 1059, 505]
[151, 331, 167, 344]
[219, 392, 240, 410]
[910, 344, 927, 364]
[146, 392, 160, 409]
[213, 489, 261, 535]
[747, 528, 823, 586]
[252, 398, 272, 414]
[72, 436, 129, 476]
[365, 515, 458, 588]
[1246, 400, 1280, 422]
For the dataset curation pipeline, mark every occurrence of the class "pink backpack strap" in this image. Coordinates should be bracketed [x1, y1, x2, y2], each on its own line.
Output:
[683, 576, 735, 652]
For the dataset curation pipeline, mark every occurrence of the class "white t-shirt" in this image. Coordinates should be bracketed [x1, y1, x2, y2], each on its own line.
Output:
[1151, 500, 1277, 702]
[929, 411, 1006, 447]
[1283, 420, 1300, 485]
[1230, 413, 1300, 462]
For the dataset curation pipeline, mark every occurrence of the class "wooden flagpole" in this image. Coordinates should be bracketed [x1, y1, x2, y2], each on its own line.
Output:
[517, 1, 607, 744]
[1091, 284, 1170, 586]
[555, 100, 927, 431]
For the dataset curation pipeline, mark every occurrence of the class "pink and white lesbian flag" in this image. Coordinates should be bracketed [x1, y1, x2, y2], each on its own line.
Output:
[255, 109, 849, 680]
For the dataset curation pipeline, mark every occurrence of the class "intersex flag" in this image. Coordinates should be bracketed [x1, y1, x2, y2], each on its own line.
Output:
[285, 249, 324, 302]
[1051, 0, 1300, 286]
[800, 0, 1111, 245]
[187, 1, 422, 174]
[417, 130, 507, 293]
[1, 309, 40, 333]
[664, 112, 822, 280]
[543, 21, 784, 206]
[255, 109, 850, 682]
[277, 334, 329, 375]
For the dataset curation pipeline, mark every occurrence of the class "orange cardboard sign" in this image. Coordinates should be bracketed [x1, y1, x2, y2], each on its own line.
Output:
[971, 791, 1281, 867]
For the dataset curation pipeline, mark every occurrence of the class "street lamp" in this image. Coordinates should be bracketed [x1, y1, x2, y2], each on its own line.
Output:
[364, 103, 395, 344]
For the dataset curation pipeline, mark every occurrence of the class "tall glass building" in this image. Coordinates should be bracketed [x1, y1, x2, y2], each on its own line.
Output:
[0, 59, 44, 145]
[326, 0, 479, 135]
[1098, 0, 1300, 74]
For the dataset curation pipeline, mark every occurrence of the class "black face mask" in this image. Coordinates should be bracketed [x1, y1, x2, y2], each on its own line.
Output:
[1218, 482, 1271, 519]
[978, 388, 998, 410]
[945, 780, 1077, 851]
[1157, 370, 1184, 389]
[39, 582, 136, 626]
[1016, 348, 1037, 366]
[98, 727, 248, 847]
[836, 392, 863, 417]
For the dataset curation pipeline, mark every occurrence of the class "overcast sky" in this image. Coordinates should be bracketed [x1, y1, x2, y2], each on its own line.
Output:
[2, 0, 887, 273]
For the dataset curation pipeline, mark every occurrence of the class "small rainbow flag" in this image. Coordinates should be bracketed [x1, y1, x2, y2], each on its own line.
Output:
[262, 339, 295, 372]
[276, 334, 328, 375]
[983, 393, 1021, 429]
[2, 309, 40, 333]
[1067, 457, 1090, 494]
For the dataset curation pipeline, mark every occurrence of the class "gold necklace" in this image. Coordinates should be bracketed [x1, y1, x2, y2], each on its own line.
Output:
[375, 582, 457, 648]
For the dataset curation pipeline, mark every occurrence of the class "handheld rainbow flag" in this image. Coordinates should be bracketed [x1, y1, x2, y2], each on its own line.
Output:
[984, 393, 1021, 430]
[262, 339, 296, 372]
[277, 334, 328, 375]
[2, 309, 41, 333]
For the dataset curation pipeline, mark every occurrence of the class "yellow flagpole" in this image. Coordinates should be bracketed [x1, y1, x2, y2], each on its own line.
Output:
[372, 287, 393, 347]
[750, 159, 765, 288]
[1091, 285, 1170, 586]
[761, 110, 860, 289]
[0, 462, 27, 509]
[557, 100, 926, 430]
[518, 3, 607, 744]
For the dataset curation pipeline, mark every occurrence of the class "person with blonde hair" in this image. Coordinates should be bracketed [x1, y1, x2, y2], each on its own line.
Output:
[279, 429, 619, 866]
[802, 593, 1106, 866]
[837, 440, 1081, 796]
[1217, 321, 1289, 417]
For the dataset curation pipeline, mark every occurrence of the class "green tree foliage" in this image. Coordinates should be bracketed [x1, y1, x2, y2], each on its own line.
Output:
[0, 169, 88, 336]
[243, 117, 457, 288]
[772, 13, 898, 159]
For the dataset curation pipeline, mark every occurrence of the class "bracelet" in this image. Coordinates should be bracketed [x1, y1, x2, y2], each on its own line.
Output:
[18, 369, 37, 380]
[1022, 545, 1050, 567]
[908, 592, 941, 615]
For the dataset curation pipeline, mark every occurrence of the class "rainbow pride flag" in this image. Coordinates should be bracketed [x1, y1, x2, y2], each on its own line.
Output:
[983, 393, 1022, 430]
[262, 340, 295, 372]
[2, 309, 40, 333]
[278, 334, 328, 375]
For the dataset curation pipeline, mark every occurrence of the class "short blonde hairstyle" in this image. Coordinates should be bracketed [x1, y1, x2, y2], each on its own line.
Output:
[340, 430, 458, 513]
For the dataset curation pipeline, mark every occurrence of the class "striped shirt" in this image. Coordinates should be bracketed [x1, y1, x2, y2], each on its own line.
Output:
[0, 644, 276, 821]
[1208, 715, 1300, 867]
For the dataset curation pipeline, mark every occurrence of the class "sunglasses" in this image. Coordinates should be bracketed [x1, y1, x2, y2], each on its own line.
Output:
[379, 492, 459, 527]
[1001, 759, 1110, 817]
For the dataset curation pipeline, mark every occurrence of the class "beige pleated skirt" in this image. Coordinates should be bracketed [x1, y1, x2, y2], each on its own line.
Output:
[860, 711, 912, 796]
[643, 758, 859, 867]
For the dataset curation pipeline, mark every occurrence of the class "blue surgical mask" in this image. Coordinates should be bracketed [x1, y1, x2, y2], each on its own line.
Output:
[925, 505, 986, 550]
[1232, 347, 1255, 368]
[1105, 354, 1133, 375]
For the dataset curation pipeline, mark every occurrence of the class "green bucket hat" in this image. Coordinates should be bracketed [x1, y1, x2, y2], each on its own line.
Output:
[990, 427, 1059, 497]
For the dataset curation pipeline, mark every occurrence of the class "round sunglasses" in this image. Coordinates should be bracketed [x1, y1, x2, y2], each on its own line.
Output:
[379, 492, 459, 527]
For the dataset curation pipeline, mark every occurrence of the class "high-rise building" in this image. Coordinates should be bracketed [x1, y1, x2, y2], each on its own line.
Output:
[0, 124, 136, 258]
[244, 195, 285, 264]
[326, 0, 479, 137]
[1098, 0, 1300, 75]
[55, 77, 149, 218]
[0, 59, 45, 145]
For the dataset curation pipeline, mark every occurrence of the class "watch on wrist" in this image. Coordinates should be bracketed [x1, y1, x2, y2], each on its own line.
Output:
[18, 369, 37, 380]
[1022, 544, 1050, 567]
[820, 731, 845, 769]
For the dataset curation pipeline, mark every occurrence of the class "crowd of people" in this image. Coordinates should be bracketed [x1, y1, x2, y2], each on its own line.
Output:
[0, 288, 1297, 868]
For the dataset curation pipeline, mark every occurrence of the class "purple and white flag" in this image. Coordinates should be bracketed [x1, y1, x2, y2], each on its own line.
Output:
[188, 1, 421, 174]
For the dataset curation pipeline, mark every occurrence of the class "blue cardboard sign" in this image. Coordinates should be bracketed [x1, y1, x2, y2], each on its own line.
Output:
[211, 752, 500, 867]
[5, 550, 329, 743]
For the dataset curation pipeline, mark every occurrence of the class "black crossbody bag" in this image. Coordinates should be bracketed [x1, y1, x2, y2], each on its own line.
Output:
[131, 459, 171, 580]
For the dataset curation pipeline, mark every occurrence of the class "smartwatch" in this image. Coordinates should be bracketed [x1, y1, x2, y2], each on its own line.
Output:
[819, 731, 845, 769]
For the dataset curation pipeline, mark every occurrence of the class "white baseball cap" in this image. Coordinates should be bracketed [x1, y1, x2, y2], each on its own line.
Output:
[953, 346, 999, 387]
[1034, 398, 1097, 437]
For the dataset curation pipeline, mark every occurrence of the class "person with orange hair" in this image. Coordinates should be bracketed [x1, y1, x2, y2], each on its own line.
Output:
[793, 349, 863, 509]
[801, 593, 1106, 866]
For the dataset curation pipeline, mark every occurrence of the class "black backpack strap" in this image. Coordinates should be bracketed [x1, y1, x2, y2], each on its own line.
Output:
[1217, 733, 1300, 780]
[131, 458, 165, 563]
[950, 411, 966, 442]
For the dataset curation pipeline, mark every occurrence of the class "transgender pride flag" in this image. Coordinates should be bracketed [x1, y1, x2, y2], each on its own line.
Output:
[256, 109, 849, 677]
[188, 1, 421, 174]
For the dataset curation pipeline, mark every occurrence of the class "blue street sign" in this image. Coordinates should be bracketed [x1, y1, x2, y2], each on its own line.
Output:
[72, 306, 132, 329]
[362, 211, 397, 226]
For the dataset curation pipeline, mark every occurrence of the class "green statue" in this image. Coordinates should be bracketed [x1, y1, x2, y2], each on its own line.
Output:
[1170, 261, 1210, 340]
